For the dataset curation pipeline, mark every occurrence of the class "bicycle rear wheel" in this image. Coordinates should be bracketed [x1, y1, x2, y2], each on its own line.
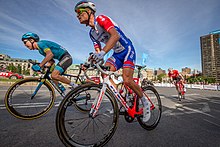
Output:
[56, 83, 119, 147]
[137, 86, 162, 130]
[5, 78, 55, 120]
[179, 84, 185, 100]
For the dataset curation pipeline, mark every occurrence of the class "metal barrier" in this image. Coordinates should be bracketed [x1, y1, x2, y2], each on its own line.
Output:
[154, 83, 220, 91]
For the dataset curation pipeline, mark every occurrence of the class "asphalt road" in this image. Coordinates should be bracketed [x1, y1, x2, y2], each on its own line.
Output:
[0, 84, 220, 147]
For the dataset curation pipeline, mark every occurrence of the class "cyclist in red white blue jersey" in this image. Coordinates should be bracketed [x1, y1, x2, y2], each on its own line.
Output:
[74, 0, 151, 122]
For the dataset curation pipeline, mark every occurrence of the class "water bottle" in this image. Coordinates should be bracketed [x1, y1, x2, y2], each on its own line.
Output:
[58, 83, 66, 93]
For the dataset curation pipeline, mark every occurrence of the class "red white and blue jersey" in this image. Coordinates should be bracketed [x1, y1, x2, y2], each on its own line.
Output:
[89, 15, 132, 53]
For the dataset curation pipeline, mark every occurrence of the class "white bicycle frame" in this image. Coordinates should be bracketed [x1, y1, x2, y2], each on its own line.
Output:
[89, 64, 130, 118]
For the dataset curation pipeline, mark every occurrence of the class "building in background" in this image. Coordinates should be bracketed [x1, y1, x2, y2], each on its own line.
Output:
[182, 67, 191, 74]
[200, 30, 220, 83]
[181, 67, 191, 78]
[0, 54, 32, 74]
[133, 67, 154, 80]
[67, 64, 100, 77]
[144, 68, 154, 80]
[192, 69, 200, 75]
[154, 68, 166, 76]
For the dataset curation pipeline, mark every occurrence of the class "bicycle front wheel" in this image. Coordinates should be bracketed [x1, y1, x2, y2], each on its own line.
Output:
[56, 83, 119, 147]
[178, 84, 185, 100]
[5, 78, 55, 120]
[137, 86, 162, 130]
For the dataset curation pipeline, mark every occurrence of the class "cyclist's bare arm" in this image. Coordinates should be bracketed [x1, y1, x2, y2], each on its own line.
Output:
[102, 28, 120, 53]
[46, 59, 55, 67]
[169, 76, 173, 83]
[39, 49, 54, 67]
[95, 47, 101, 53]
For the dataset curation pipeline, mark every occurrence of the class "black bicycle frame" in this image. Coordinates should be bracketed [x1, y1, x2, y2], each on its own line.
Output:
[31, 64, 84, 98]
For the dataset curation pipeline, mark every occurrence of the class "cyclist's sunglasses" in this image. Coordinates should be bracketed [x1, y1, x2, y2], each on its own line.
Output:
[23, 40, 29, 45]
[76, 8, 87, 15]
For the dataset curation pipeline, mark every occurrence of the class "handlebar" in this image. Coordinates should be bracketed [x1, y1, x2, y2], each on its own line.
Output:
[86, 53, 122, 77]
[28, 59, 52, 75]
[28, 59, 39, 65]
[28, 59, 51, 69]
[135, 65, 146, 70]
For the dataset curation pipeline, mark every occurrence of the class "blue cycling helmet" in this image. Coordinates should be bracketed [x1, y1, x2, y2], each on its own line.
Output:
[22, 32, 40, 42]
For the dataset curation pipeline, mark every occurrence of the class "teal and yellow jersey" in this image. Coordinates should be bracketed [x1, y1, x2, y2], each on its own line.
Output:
[37, 40, 67, 60]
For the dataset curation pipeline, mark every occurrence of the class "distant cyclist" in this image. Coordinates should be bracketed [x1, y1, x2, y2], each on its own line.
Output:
[22, 32, 78, 92]
[74, 0, 151, 122]
[168, 68, 185, 93]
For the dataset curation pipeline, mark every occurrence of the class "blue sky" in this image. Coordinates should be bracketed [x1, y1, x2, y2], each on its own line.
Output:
[0, 0, 220, 71]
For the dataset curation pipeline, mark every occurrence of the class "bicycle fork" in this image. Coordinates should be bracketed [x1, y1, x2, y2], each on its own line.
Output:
[31, 79, 45, 99]
[89, 83, 107, 118]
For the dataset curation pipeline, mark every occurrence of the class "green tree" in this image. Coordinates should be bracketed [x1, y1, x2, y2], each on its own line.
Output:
[187, 75, 216, 84]
[17, 64, 22, 74]
[157, 73, 166, 82]
[23, 69, 30, 75]
[6, 63, 16, 73]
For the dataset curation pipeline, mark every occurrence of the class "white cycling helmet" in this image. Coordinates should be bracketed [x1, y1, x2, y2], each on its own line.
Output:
[75, 0, 96, 12]
[168, 68, 173, 72]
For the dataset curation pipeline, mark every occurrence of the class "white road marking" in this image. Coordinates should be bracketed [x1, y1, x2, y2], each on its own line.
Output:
[0, 102, 60, 110]
[210, 99, 220, 104]
[163, 102, 213, 118]
[171, 93, 200, 97]
[175, 104, 183, 107]
[179, 104, 213, 117]
[203, 119, 220, 127]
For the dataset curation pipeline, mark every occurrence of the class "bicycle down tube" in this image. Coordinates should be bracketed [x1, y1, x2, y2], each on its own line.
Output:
[90, 67, 145, 119]
[90, 75, 130, 118]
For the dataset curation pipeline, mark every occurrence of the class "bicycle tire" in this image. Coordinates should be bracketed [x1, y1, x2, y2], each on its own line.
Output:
[56, 83, 119, 147]
[178, 92, 182, 101]
[137, 86, 162, 130]
[5, 77, 55, 120]
[180, 84, 185, 99]
[177, 83, 184, 101]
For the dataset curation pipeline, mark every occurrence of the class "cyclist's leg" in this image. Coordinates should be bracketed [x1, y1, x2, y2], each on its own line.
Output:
[123, 46, 150, 122]
[51, 53, 77, 88]
[122, 68, 142, 97]
[180, 79, 186, 92]
[51, 69, 70, 84]
[123, 67, 150, 122]
[173, 79, 178, 91]
[105, 53, 119, 88]
[106, 49, 148, 95]
[104, 60, 117, 88]
[177, 78, 183, 92]
[179, 79, 186, 97]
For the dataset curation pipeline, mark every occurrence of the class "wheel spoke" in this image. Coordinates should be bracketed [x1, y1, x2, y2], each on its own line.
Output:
[56, 84, 118, 146]
[5, 78, 54, 119]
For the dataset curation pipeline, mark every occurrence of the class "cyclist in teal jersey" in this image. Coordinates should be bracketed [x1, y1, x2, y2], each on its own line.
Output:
[22, 32, 78, 91]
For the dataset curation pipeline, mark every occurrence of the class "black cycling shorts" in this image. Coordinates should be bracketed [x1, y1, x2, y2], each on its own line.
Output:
[55, 52, 72, 74]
